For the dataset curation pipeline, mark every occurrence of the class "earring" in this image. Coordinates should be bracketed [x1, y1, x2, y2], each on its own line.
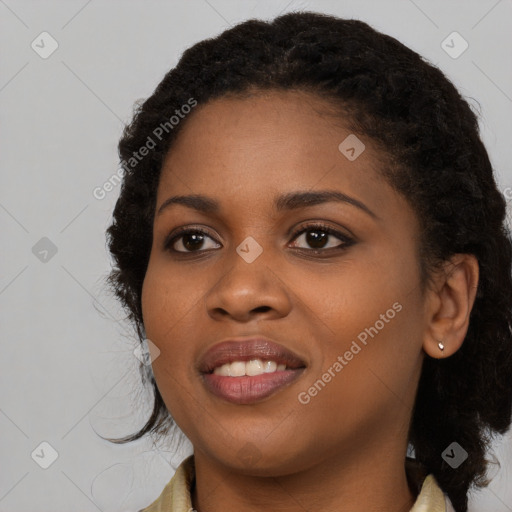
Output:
[438, 341, 445, 351]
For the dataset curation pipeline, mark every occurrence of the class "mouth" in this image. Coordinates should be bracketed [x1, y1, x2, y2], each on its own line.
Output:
[198, 337, 307, 405]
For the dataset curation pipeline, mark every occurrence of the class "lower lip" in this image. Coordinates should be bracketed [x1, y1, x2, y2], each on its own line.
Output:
[201, 369, 305, 404]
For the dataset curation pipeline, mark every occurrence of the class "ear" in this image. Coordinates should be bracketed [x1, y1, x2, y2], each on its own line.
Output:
[422, 254, 479, 359]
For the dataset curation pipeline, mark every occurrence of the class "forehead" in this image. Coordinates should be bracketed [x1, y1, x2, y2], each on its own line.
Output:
[155, 90, 412, 228]
[166, 90, 359, 160]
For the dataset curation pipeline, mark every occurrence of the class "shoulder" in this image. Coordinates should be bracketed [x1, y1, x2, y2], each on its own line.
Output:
[138, 455, 195, 512]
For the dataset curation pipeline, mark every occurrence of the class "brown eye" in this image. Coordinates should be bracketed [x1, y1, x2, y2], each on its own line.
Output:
[290, 224, 353, 251]
[165, 228, 221, 253]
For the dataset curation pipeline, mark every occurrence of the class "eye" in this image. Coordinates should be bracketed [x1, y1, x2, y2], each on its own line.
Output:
[164, 227, 221, 253]
[164, 222, 354, 256]
[289, 223, 354, 252]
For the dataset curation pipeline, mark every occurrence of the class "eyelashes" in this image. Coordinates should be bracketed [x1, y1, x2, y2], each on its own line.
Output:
[165, 226, 221, 253]
[163, 222, 355, 256]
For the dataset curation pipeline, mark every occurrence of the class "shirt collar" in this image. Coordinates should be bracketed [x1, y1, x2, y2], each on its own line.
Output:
[140, 455, 454, 512]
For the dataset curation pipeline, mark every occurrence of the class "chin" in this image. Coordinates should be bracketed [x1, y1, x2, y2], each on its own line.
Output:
[203, 442, 317, 477]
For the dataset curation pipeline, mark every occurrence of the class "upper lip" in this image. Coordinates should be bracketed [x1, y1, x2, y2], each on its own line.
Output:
[198, 336, 307, 374]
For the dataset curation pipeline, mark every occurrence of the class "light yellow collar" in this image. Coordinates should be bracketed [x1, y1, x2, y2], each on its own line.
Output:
[410, 474, 455, 512]
[140, 455, 455, 512]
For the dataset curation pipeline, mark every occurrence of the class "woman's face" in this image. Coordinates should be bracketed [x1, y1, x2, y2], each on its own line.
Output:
[141, 90, 428, 475]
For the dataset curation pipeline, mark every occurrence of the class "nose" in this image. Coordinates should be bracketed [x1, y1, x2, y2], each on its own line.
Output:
[204, 249, 292, 323]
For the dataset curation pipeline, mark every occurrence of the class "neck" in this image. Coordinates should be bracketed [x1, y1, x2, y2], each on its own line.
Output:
[191, 439, 416, 512]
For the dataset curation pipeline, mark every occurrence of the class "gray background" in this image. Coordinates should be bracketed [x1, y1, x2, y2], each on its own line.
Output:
[1, 0, 511, 510]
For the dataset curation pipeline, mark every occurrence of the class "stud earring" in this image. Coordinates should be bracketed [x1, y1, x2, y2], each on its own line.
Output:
[438, 341, 445, 351]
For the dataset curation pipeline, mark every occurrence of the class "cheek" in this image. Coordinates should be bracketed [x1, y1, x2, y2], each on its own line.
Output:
[296, 303, 423, 447]
[309, 248, 424, 394]
[141, 260, 198, 342]
[141, 259, 211, 376]
[311, 250, 416, 335]
[140, 265, 197, 417]
[141, 270, 170, 342]
[141, 266, 193, 398]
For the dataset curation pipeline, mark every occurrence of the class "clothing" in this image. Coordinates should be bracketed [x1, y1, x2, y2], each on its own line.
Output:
[140, 455, 456, 512]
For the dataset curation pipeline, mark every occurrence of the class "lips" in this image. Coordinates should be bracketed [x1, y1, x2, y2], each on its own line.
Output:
[198, 337, 306, 374]
[198, 337, 307, 404]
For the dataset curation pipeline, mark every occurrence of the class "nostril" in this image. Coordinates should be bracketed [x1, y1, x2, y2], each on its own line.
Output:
[252, 306, 272, 313]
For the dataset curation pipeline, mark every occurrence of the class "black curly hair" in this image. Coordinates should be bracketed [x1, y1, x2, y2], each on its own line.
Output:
[105, 11, 512, 511]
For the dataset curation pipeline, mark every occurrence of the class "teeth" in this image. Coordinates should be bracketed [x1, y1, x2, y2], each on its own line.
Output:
[231, 361, 246, 377]
[246, 359, 263, 376]
[263, 361, 277, 373]
[212, 359, 287, 377]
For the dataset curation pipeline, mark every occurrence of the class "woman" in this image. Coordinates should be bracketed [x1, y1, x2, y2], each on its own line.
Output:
[105, 11, 512, 512]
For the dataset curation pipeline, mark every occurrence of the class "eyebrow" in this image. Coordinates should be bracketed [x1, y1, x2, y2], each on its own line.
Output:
[156, 190, 377, 219]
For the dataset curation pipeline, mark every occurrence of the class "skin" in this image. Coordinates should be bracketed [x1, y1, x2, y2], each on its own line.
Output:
[141, 90, 479, 512]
